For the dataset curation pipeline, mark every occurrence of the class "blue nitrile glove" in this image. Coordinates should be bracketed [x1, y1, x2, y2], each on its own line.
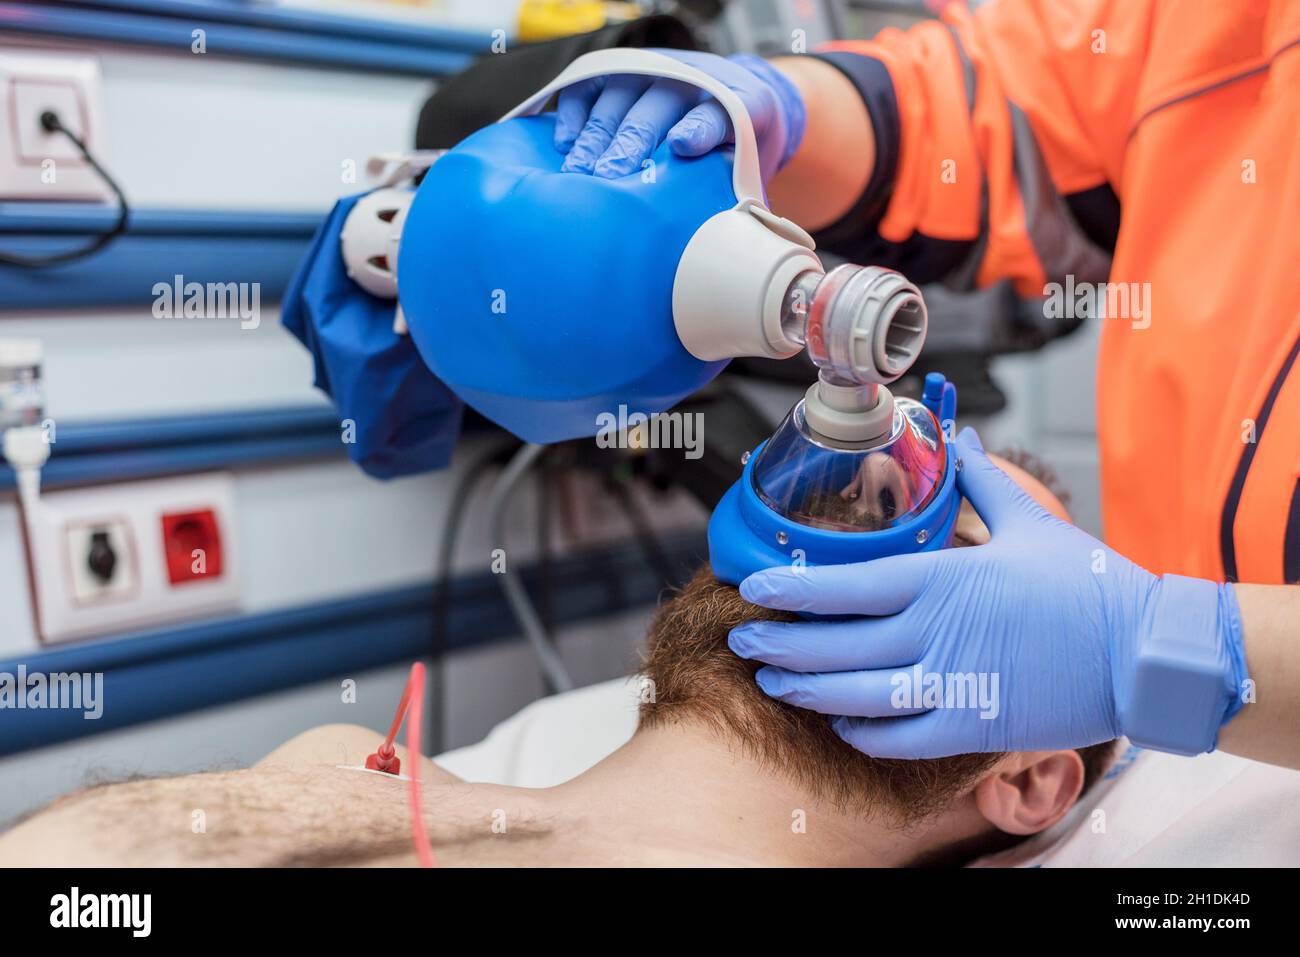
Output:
[728, 428, 1250, 758]
[554, 49, 805, 184]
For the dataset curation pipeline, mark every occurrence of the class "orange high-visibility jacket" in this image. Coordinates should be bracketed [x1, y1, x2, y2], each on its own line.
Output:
[813, 0, 1300, 584]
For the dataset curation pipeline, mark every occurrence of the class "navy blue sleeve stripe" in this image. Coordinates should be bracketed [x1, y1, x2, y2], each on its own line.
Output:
[1064, 182, 1121, 254]
[804, 51, 975, 281]
[805, 52, 900, 237]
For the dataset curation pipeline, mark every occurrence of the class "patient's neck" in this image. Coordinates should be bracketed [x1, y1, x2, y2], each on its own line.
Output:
[547, 719, 992, 867]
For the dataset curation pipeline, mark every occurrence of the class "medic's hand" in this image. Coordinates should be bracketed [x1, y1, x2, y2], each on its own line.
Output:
[727, 428, 1159, 758]
[553, 49, 805, 183]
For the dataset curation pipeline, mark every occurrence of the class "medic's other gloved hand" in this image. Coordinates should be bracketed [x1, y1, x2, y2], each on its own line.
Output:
[553, 49, 805, 183]
[728, 428, 1250, 759]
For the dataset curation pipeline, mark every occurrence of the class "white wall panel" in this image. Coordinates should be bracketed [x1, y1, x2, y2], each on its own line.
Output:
[93, 43, 429, 210]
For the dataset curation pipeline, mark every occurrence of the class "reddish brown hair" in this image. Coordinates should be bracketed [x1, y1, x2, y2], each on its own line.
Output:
[639, 568, 1113, 824]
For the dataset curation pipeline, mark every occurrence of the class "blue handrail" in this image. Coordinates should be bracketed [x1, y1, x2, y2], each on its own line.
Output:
[50, 0, 498, 52]
[0, 405, 346, 491]
[0, 1, 493, 75]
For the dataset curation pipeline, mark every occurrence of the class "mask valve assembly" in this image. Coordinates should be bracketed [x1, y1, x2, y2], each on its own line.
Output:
[705, 263, 960, 586]
[781, 263, 927, 445]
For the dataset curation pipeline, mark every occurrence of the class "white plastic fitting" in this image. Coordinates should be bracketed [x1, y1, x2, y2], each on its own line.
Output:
[0, 337, 50, 516]
[339, 186, 413, 300]
[4, 425, 49, 514]
[804, 264, 928, 387]
[672, 206, 823, 361]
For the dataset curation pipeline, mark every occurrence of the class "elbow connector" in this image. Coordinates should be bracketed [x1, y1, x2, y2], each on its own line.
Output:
[670, 203, 928, 447]
[789, 265, 928, 445]
[789, 264, 927, 389]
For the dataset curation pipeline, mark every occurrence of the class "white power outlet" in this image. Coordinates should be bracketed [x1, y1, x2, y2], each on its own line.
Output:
[65, 519, 138, 605]
[27, 473, 242, 644]
[0, 49, 112, 201]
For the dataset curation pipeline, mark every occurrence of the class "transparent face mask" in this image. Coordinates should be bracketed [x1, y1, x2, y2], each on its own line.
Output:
[750, 396, 947, 533]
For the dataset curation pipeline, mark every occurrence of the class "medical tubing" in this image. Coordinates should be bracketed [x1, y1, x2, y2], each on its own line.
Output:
[537, 448, 555, 634]
[367, 665, 418, 773]
[0, 111, 131, 269]
[431, 437, 522, 752]
[404, 662, 437, 868]
[368, 662, 436, 865]
[487, 442, 574, 694]
[605, 472, 678, 587]
[381, 678, 414, 756]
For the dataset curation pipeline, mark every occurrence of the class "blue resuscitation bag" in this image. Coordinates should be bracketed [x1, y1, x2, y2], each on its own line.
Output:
[281, 193, 464, 479]
[285, 50, 801, 465]
[397, 113, 733, 444]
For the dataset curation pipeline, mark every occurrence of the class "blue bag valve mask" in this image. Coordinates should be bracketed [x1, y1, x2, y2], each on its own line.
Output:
[397, 49, 826, 444]
[283, 48, 962, 581]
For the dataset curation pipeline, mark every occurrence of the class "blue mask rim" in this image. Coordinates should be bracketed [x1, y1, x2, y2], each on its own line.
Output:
[707, 374, 960, 585]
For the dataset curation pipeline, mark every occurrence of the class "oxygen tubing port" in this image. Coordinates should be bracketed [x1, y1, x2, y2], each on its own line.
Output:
[874, 290, 926, 380]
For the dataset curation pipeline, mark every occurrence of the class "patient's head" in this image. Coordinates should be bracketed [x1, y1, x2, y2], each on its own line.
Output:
[638, 451, 1112, 833]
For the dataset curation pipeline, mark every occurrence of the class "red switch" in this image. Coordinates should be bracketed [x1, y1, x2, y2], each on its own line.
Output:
[161, 509, 223, 584]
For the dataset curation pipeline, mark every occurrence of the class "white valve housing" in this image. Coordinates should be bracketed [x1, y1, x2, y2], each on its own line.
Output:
[672, 204, 823, 362]
[339, 187, 413, 300]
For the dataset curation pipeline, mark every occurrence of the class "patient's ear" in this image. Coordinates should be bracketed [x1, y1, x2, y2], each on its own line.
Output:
[972, 751, 1084, 835]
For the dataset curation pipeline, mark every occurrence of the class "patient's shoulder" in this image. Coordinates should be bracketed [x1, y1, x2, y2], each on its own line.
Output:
[257, 723, 460, 784]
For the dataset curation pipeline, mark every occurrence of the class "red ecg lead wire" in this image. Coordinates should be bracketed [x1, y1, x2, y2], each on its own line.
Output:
[364, 661, 437, 867]
[404, 663, 436, 868]
[365, 669, 417, 774]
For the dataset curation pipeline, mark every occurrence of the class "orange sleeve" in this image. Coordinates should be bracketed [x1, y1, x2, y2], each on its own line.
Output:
[816, 0, 1153, 297]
